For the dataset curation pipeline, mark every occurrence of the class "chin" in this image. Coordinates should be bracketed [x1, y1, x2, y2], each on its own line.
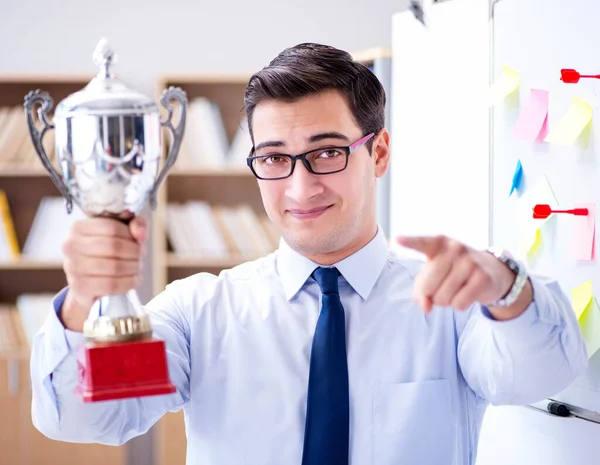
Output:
[281, 227, 345, 256]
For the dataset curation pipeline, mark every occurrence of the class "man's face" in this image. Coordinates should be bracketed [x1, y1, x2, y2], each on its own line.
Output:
[250, 89, 390, 259]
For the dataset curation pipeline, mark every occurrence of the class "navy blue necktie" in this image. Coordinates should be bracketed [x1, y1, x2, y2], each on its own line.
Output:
[301, 266, 349, 465]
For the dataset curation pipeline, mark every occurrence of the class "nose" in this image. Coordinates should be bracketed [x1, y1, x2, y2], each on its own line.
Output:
[285, 158, 325, 203]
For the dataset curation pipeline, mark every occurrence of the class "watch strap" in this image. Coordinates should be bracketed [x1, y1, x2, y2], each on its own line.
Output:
[485, 248, 529, 307]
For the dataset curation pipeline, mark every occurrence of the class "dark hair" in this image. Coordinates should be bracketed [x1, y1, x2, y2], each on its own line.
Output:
[244, 43, 386, 150]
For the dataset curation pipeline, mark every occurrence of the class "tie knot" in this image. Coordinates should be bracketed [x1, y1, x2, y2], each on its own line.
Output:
[312, 267, 340, 295]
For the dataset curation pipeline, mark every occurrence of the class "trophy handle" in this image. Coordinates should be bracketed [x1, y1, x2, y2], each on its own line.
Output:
[149, 86, 188, 210]
[23, 90, 73, 213]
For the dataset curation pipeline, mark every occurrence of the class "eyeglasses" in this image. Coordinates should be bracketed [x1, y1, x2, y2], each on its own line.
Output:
[246, 133, 375, 180]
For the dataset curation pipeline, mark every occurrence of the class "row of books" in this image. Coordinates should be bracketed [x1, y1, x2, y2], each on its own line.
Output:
[0, 105, 55, 170]
[0, 294, 52, 352]
[0, 193, 279, 263]
[0, 190, 21, 260]
[0, 194, 86, 262]
[166, 201, 280, 259]
[0, 99, 251, 171]
[172, 97, 252, 170]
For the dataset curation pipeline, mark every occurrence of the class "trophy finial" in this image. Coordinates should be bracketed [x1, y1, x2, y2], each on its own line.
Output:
[93, 37, 117, 78]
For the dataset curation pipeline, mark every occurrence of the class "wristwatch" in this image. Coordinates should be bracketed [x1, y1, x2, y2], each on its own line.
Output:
[485, 247, 529, 307]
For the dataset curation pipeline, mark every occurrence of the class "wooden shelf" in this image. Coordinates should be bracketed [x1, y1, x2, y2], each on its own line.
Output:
[352, 46, 392, 64]
[169, 165, 251, 177]
[0, 166, 49, 177]
[0, 259, 63, 270]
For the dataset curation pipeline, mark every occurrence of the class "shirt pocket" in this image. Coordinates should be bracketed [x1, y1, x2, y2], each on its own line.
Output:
[373, 379, 454, 465]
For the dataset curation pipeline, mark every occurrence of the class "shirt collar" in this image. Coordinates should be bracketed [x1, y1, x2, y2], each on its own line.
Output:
[276, 226, 389, 301]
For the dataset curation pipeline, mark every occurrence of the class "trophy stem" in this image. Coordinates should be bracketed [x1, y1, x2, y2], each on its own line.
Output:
[83, 290, 152, 343]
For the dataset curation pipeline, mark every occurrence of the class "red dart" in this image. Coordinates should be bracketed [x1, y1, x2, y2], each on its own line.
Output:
[533, 204, 589, 219]
[561, 68, 600, 83]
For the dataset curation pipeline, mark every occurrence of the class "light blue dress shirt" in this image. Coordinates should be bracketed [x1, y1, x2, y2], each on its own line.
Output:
[30, 227, 587, 465]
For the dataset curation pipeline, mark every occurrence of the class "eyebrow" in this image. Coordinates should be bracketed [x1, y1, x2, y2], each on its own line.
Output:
[254, 132, 351, 152]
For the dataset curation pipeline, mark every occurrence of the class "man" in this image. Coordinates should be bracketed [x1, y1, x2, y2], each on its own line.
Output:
[30, 43, 586, 465]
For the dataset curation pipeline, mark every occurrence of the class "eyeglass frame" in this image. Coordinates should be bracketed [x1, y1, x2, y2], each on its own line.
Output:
[246, 132, 376, 180]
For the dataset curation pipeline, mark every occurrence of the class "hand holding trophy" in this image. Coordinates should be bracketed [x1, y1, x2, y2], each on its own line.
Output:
[23, 38, 187, 402]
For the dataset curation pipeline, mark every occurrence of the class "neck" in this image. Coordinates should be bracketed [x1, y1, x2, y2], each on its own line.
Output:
[304, 223, 379, 266]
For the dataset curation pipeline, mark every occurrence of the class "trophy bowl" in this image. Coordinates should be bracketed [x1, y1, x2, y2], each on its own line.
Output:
[23, 38, 187, 402]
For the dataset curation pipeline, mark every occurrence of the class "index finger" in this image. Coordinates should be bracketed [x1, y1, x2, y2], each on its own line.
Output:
[71, 217, 133, 240]
[396, 235, 445, 259]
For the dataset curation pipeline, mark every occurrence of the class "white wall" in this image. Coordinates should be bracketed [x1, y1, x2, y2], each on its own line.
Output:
[0, 0, 408, 95]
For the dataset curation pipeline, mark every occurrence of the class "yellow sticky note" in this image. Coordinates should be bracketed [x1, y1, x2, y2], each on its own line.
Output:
[517, 227, 542, 262]
[544, 96, 593, 145]
[570, 279, 593, 320]
[489, 65, 520, 106]
[579, 297, 600, 359]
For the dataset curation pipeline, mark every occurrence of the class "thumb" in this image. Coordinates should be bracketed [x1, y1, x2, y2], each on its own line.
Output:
[129, 216, 148, 244]
[396, 235, 444, 258]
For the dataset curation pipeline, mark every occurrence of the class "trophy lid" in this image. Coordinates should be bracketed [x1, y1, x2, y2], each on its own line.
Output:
[55, 38, 158, 117]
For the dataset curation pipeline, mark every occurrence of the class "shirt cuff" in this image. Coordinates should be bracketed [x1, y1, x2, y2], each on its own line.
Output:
[479, 275, 562, 343]
[39, 287, 84, 374]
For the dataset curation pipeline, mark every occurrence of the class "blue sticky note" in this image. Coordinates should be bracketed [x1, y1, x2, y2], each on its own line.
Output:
[510, 159, 523, 196]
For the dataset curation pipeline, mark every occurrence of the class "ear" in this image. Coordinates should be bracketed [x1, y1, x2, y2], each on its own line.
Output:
[372, 129, 391, 178]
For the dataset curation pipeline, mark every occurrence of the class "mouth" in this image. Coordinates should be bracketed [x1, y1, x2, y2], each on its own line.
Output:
[287, 205, 332, 220]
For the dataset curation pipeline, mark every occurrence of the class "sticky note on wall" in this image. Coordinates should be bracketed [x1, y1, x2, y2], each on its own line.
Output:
[570, 280, 600, 359]
[544, 96, 593, 145]
[489, 65, 520, 106]
[571, 279, 593, 319]
[513, 89, 549, 141]
[579, 298, 600, 359]
[509, 159, 523, 196]
[517, 227, 542, 262]
[569, 202, 595, 261]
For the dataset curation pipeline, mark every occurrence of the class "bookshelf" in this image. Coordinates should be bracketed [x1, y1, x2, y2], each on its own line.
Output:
[0, 75, 128, 465]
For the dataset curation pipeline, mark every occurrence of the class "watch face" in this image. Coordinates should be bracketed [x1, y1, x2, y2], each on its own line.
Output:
[505, 258, 520, 274]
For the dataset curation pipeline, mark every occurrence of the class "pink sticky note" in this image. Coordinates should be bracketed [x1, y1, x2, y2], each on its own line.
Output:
[536, 114, 549, 142]
[514, 89, 549, 141]
[569, 202, 595, 261]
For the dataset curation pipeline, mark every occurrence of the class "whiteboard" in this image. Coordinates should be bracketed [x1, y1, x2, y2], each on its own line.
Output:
[389, 0, 490, 252]
[490, 0, 600, 416]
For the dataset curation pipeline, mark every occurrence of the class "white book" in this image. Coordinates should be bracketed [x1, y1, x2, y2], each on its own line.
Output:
[195, 98, 229, 167]
[227, 116, 253, 167]
[166, 204, 194, 255]
[236, 205, 274, 255]
[182, 100, 209, 167]
[23, 197, 85, 260]
[218, 207, 258, 259]
[188, 201, 229, 257]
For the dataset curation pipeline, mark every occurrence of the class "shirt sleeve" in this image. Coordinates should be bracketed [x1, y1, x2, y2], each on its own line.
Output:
[30, 283, 191, 446]
[456, 274, 588, 406]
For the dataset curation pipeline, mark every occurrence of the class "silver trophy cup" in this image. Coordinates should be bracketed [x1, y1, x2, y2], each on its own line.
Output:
[23, 38, 187, 343]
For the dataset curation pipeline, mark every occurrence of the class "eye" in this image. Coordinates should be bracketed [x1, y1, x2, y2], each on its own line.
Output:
[317, 149, 342, 159]
[261, 155, 288, 164]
